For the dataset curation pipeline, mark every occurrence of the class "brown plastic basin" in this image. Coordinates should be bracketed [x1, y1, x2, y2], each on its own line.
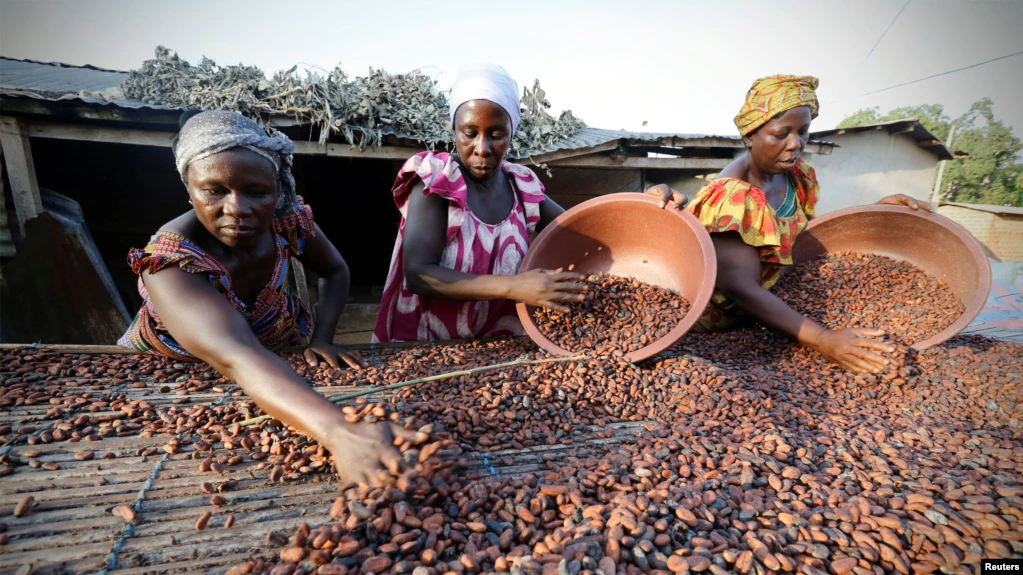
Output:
[516, 193, 717, 362]
[792, 204, 991, 350]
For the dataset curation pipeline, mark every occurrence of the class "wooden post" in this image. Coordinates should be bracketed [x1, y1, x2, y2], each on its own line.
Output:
[0, 116, 43, 236]
[0, 146, 16, 257]
[931, 123, 956, 207]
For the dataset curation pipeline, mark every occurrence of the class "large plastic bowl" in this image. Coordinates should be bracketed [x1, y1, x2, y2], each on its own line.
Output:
[791, 204, 991, 350]
[516, 193, 717, 362]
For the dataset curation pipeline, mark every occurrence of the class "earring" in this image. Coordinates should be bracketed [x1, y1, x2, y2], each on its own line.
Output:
[188, 200, 194, 206]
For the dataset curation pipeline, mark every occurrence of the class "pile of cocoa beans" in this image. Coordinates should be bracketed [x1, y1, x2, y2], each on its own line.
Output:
[775, 252, 964, 346]
[533, 273, 690, 355]
[223, 328, 1022, 575]
[3, 319, 1023, 575]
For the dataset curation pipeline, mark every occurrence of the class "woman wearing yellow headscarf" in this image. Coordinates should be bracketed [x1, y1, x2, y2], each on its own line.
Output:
[648, 75, 931, 373]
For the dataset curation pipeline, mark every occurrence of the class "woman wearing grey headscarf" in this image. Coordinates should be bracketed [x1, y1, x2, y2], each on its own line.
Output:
[118, 110, 413, 485]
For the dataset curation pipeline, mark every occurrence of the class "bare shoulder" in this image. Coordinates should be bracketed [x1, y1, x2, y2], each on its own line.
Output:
[715, 155, 749, 180]
[158, 211, 204, 237]
[710, 231, 761, 263]
[407, 181, 446, 211]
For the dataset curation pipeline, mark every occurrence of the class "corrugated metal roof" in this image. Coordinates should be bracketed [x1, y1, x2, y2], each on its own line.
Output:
[0, 57, 824, 160]
[811, 118, 958, 160]
[941, 202, 1023, 216]
[1, 57, 126, 97]
[0, 57, 177, 110]
[526, 127, 744, 155]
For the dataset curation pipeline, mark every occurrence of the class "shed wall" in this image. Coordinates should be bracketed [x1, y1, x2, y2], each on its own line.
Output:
[808, 130, 939, 214]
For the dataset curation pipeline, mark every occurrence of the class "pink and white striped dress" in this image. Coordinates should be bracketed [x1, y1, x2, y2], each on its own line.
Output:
[373, 151, 546, 343]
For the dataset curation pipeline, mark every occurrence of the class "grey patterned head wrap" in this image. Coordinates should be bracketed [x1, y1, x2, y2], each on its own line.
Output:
[172, 110, 297, 215]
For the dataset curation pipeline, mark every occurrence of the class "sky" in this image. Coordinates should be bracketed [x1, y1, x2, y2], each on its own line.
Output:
[1, 0, 1022, 139]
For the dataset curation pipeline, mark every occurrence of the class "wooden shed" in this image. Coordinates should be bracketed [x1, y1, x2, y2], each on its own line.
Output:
[0, 57, 836, 345]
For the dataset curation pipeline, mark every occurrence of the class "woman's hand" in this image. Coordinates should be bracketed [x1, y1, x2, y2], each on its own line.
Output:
[304, 341, 367, 370]
[645, 184, 688, 210]
[509, 268, 588, 312]
[326, 421, 419, 487]
[813, 328, 896, 373]
[877, 194, 934, 212]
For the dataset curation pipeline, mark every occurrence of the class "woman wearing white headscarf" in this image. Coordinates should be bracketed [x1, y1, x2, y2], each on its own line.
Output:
[373, 64, 587, 342]
[120, 110, 413, 485]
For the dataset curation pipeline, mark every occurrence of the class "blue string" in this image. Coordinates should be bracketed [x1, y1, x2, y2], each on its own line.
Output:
[97, 455, 168, 575]
[97, 393, 230, 575]
[481, 454, 500, 477]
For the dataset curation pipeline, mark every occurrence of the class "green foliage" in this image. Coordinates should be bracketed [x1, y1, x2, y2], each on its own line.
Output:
[836, 104, 951, 141]
[838, 98, 1023, 206]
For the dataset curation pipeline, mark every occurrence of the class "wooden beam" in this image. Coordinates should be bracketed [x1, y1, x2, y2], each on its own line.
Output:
[13, 117, 835, 170]
[28, 120, 174, 147]
[624, 135, 744, 149]
[290, 140, 429, 160]
[23, 119, 430, 159]
[624, 146, 701, 157]
[0, 116, 43, 235]
[546, 155, 730, 170]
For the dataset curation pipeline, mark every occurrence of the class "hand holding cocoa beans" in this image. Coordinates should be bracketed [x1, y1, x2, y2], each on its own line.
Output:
[302, 341, 367, 371]
[812, 327, 895, 373]
[324, 420, 418, 487]
[534, 272, 690, 354]
[510, 269, 588, 312]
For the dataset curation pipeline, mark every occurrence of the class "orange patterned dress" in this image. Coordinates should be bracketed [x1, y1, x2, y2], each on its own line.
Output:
[686, 158, 819, 331]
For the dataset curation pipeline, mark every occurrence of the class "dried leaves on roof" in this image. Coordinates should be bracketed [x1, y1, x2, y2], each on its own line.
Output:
[513, 80, 586, 158]
[122, 47, 585, 157]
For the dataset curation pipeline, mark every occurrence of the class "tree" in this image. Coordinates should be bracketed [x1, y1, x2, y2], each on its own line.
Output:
[837, 98, 1022, 207]
[838, 104, 952, 141]
[943, 99, 1022, 206]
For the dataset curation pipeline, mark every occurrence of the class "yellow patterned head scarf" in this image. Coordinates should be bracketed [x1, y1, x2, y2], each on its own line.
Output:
[734, 75, 820, 137]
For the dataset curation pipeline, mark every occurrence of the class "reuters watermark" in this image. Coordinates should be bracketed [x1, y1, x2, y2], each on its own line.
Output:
[984, 560, 1023, 573]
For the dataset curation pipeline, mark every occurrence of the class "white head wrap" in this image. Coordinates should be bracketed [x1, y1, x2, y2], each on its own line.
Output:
[448, 64, 521, 135]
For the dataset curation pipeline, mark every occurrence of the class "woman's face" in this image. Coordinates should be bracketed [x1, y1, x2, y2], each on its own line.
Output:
[745, 106, 812, 174]
[453, 99, 512, 181]
[185, 147, 278, 248]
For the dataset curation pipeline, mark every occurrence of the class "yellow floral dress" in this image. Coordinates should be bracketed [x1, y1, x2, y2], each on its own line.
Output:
[686, 158, 819, 331]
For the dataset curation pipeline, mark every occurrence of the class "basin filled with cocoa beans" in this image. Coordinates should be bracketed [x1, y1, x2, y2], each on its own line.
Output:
[516, 193, 716, 362]
[789, 204, 991, 350]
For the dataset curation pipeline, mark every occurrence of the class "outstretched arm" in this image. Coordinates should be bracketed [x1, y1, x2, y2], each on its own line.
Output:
[141, 266, 410, 484]
[712, 232, 894, 373]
